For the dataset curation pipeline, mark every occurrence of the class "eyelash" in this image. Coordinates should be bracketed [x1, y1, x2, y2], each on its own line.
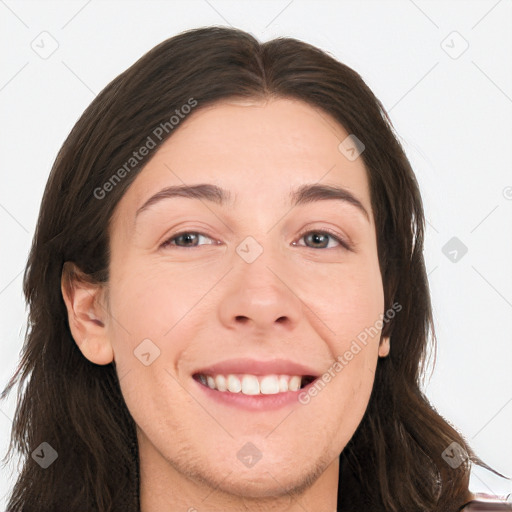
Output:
[160, 228, 352, 251]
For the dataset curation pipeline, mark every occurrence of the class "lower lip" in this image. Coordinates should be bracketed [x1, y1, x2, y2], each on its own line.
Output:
[193, 378, 317, 411]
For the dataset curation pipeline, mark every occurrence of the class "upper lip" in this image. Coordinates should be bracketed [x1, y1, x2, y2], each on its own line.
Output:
[192, 358, 321, 377]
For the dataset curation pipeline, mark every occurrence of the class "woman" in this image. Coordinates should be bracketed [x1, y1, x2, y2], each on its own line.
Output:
[2, 26, 509, 511]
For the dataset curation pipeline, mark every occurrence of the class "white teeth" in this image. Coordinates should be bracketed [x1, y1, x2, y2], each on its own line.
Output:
[241, 375, 260, 395]
[288, 376, 301, 391]
[214, 374, 227, 391]
[227, 374, 242, 393]
[278, 375, 289, 392]
[197, 373, 312, 394]
[260, 375, 280, 395]
[206, 375, 216, 390]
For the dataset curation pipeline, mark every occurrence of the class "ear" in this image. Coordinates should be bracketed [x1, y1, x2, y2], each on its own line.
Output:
[61, 262, 114, 365]
[378, 336, 390, 358]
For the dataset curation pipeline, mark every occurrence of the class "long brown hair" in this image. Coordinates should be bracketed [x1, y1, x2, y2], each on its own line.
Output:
[1, 26, 501, 511]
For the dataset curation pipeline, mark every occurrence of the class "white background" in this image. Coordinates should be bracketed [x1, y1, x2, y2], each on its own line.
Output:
[1, 0, 511, 507]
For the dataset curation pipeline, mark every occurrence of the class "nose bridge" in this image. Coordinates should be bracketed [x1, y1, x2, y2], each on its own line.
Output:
[217, 234, 303, 331]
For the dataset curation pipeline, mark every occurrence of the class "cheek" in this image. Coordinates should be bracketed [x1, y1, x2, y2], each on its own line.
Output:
[108, 259, 211, 337]
[303, 255, 384, 342]
[299, 254, 383, 408]
[290, 257, 383, 414]
[105, 258, 224, 389]
[104, 261, 206, 437]
[301, 323, 380, 450]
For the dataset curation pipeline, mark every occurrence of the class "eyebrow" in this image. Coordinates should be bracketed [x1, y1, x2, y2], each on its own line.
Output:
[291, 183, 369, 220]
[135, 183, 369, 221]
[136, 183, 230, 217]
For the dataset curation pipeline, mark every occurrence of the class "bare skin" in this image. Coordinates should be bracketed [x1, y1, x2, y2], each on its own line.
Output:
[62, 98, 390, 511]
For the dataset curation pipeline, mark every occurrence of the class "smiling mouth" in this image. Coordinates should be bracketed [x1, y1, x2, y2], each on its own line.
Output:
[193, 373, 317, 395]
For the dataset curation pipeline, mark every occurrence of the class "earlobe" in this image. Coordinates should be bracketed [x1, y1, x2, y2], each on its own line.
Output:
[378, 336, 390, 358]
[79, 337, 114, 365]
[61, 262, 114, 365]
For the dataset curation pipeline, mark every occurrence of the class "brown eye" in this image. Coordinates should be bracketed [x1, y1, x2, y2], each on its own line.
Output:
[304, 232, 333, 249]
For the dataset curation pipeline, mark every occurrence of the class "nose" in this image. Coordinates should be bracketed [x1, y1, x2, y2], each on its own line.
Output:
[217, 250, 303, 334]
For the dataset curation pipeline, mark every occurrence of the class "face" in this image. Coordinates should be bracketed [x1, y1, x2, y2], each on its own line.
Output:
[77, 98, 389, 500]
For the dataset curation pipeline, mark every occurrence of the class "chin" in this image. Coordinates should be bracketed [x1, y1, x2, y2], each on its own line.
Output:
[211, 468, 310, 499]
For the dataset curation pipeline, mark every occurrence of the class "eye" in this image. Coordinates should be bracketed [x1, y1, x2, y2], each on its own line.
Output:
[294, 229, 351, 250]
[160, 231, 218, 249]
[160, 229, 351, 251]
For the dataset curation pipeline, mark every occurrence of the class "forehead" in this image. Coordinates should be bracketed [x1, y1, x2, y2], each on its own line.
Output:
[111, 97, 373, 228]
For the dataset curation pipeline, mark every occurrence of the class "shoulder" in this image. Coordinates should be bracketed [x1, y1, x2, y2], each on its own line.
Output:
[459, 492, 512, 511]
